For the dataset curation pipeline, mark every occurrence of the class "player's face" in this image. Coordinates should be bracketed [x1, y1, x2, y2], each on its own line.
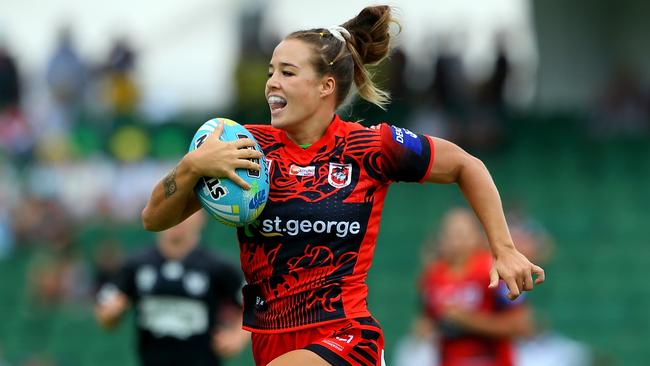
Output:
[438, 210, 481, 260]
[266, 39, 327, 131]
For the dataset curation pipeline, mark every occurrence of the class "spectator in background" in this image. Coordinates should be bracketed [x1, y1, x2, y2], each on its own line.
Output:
[21, 199, 91, 307]
[0, 37, 33, 160]
[386, 47, 410, 105]
[11, 197, 72, 251]
[476, 33, 511, 116]
[0, 162, 16, 258]
[46, 26, 87, 124]
[0, 38, 20, 109]
[418, 208, 535, 366]
[465, 33, 512, 152]
[26, 247, 91, 307]
[430, 34, 471, 121]
[94, 211, 249, 366]
[0, 208, 12, 259]
[232, 4, 273, 123]
[591, 63, 649, 138]
[102, 36, 139, 116]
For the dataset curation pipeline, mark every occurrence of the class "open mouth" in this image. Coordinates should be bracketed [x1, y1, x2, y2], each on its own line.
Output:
[268, 95, 288, 115]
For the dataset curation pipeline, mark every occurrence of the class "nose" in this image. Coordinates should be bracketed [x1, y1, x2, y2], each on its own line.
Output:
[266, 72, 280, 91]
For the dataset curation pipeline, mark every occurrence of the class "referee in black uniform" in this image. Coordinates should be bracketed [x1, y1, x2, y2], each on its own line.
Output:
[95, 212, 249, 366]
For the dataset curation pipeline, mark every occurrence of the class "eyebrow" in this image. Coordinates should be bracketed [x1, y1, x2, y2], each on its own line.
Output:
[269, 62, 299, 69]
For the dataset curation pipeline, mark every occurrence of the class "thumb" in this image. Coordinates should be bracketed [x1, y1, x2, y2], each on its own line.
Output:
[488, 267, 499, 288]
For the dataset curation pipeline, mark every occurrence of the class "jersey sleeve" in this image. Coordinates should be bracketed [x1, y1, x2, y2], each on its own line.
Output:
[378, 124, 434, 183]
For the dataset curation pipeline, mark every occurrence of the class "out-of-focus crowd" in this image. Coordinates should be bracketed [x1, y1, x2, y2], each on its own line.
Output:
[0, 14, 648, 365]
[2, 20, 649, 240]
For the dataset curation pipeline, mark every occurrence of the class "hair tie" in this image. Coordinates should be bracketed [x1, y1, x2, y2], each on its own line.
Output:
[327, 26, 350, 43]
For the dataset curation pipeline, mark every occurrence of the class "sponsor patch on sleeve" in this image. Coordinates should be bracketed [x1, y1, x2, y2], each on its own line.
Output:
[390, 125, 422, 154]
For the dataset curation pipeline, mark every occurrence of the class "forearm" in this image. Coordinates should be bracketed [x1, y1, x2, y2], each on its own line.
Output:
[427, 138, 545, 296]
[457, 157, 514, 255]
[142, 155, 202, 232]
[447, 308, 534, 339]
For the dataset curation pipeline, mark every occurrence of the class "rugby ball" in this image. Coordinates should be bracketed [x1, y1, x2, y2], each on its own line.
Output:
[188, 118, 269, 226]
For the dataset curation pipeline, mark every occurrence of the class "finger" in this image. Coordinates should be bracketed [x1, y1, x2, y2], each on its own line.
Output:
[523, 272, 534, 291]
[233, 159, 260, 171]
[505, 278, 521, 300]
[210, 119, 225, 140]
[232, 137, 257, 148]
[237, 148, 263, 159]
[488, 267, 499, 288]
[228, 172, 250, 190]
[533, 265, 546, 284]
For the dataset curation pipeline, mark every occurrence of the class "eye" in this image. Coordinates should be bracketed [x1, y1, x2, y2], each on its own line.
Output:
[267, 71, 273, 78]
[282, 71, 294, 76]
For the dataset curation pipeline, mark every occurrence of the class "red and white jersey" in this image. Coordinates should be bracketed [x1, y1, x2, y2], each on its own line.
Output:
[238, 115, 434, 333]
[420, 250, 525, 366]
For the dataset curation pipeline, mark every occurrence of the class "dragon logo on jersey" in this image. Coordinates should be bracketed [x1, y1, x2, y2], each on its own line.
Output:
[328, 163, 352, 188]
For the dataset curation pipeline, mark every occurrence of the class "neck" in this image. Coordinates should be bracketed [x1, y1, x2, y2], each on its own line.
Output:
[158, 240, 196, 261]
[285, 109, 335, 146]
[447, 254, 471, 271]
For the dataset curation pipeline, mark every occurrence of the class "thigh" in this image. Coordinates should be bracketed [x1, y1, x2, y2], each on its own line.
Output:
[267, 349, 332, 366]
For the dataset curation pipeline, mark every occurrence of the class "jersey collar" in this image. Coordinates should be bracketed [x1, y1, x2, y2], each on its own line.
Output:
[279, 114, 343, 157]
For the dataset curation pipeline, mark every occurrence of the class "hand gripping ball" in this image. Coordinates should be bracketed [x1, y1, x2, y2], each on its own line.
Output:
[188, 118, 269, 226]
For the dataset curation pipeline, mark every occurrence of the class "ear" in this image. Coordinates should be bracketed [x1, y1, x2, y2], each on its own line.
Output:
[319, 76, 336, 98]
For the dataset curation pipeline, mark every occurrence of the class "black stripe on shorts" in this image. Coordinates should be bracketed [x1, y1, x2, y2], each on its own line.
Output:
[305, 344, 352, 366]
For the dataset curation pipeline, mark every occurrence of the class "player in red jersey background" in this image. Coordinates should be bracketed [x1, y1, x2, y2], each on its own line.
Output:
[141, 5, 545, 366]
[419, 208, 535, 366]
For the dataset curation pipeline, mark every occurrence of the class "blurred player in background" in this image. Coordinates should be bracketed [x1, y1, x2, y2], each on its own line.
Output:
[141, 5, 544, 365]
[94, 211, 249, 366]
[419, 208, 535, 366]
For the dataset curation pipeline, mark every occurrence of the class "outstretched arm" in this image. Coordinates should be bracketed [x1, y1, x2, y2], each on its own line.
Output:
[426, 137, 545, 299]
[142, 121, 262, 231]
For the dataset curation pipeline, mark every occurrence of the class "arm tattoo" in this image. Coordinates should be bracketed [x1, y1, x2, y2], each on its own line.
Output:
[163, 167, 178, 198]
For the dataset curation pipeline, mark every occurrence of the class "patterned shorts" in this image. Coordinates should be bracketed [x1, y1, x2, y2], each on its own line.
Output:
[251, 317, 385, 366]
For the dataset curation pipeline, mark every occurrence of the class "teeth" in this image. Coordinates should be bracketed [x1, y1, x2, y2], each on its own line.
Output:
[268, 96, 287, 104]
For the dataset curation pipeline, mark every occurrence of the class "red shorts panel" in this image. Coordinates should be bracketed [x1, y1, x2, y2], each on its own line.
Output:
[251, 317, 385, 366]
